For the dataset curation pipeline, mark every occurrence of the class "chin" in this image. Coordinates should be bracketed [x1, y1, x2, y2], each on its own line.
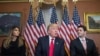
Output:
[55, 35, 58, 37]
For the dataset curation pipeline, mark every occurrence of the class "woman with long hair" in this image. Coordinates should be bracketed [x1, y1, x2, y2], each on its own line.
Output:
[1, 26, 26, 56]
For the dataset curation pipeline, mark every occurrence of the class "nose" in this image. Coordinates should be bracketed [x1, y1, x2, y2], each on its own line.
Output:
[55, 29, 58, 32]
[55, 30, 59, 35]
[78, 30, 80, 33]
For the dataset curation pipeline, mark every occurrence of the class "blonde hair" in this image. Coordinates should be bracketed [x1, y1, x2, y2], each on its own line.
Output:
[3, 26, 24, 48]
[47, 23, 58, 31]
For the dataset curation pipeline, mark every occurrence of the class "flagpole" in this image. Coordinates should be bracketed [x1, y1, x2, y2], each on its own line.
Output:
[73, 0, 78, 6]
[53, 0, 56, 7]
[62, 0, 69, 19]
[62, 0, 68, 7]
[61, 1, 71, 56]
[29, 0, 35, 23]
[29, 0, 34, 5]
[29, 0, 34, 9]
[38, 0, 44, 8]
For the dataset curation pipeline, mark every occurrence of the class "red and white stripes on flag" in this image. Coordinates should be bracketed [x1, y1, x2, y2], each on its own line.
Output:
[59, 7, 71, 56]
[36, 8, 47, 37]
[23, 6, 38, 56]
[23, 6, 47, 56]
[71, 6, 81, 39]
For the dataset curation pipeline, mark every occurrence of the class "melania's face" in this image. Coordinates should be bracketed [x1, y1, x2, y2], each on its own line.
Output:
[12, 27, 20, 37]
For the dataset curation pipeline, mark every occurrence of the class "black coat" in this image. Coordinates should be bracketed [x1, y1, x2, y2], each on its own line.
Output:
[1, 38, 26, 56]
[35, 35, 67, 56]
[70, 38, 98, 56]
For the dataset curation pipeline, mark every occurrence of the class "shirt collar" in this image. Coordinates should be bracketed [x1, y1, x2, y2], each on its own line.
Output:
[79, 37, 86, 41]
[49, 36, 55, 40]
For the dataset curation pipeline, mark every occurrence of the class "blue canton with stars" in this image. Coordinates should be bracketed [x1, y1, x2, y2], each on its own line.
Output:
[50, 6, 58, 23]
[37, 8, 45, 27]
[28, 6, 34, 25]
[72, 6, 80, 26]
[63, 7, 70, 25]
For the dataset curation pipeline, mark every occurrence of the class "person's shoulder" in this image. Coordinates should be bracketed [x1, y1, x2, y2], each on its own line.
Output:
[20, 37, 25, 42]
[70, 38, 79, 44]
[56, 37, 64, 42]
[71, 38, 79, 42]
[1, 39, 7, 47]
[86, 38, 94, 42]
[2, 39, 6, 41]
[86, 38, 96, 45]
[2, 39, 7, 43]
[56, 37, 63, 40]
[38, 35, 49, 40]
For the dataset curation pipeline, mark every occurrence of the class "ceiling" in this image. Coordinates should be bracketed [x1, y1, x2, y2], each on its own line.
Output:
[78, 0, 99, 1]
[0, 0, 29, 2]
[0, 0, 99, 2]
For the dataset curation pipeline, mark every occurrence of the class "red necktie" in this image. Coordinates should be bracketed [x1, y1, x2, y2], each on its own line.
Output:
[49, 39, 54, 56]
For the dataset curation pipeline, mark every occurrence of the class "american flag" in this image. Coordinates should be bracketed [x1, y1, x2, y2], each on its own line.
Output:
[50, 6, 60, 37]
[71, 6, 81, 39]
[50, 6, 58, 23]
[36, 8, 47, 37]
[59, 7, 71, 56]
[23, 6, 37, 56]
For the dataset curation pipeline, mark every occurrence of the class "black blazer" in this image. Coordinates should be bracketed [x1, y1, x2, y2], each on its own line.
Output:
[1, 38, 26, 56]
[35, 35, 67, 56]
[70, 38, 98, 56]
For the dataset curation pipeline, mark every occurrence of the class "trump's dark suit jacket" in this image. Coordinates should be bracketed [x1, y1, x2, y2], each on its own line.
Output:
[35, 35, 67, 56]
[70, 37, 98, 56]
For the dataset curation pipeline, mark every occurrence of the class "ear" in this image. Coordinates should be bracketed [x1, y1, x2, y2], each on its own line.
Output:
[85, 31, 87, 33]
[47, 30, 50, 34]
[84, 31, 87, 36]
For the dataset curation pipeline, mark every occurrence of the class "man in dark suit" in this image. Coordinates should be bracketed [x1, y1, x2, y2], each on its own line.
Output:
[70, 25, 98, 56]
[35, 23, 67, 56]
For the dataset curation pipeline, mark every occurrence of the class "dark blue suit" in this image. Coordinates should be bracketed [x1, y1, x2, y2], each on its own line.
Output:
[70, 38, 98, 56]
[35, 35, 67, 56]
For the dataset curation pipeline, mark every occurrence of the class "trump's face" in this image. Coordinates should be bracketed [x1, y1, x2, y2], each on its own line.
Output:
[48, 24, 59, 38]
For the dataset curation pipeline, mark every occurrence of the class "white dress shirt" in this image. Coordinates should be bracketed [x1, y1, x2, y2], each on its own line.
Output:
[49, 36, 55, 46]
[79, 37, 87, 50]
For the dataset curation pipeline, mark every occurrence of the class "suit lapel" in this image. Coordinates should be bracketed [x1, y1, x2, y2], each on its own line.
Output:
[86, 38, 89, 54]
[77, 38, 86, 54]
[45, 36, 49, 55]
[54, 38, 59, 56]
